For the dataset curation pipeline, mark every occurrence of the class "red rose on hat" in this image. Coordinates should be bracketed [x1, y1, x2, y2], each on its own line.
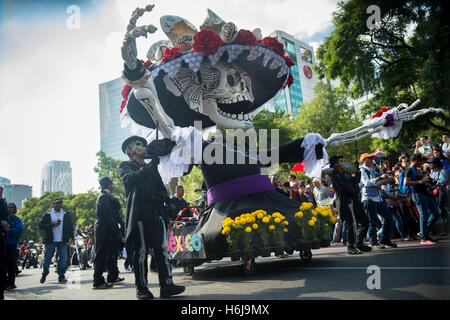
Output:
[193, 30, 224, 55]
[161, 47, 183, 62]
[258, 37, 285, 56]
[233, 29, 257, 46]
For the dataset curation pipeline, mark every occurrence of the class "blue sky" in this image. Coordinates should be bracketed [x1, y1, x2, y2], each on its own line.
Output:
[0, 0, 338, 196]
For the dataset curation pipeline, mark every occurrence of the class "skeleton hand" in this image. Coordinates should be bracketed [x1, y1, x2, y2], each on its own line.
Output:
[326, 99, 445, 148]
[121, 5, 158, 70]
[394, 99, 444, 121]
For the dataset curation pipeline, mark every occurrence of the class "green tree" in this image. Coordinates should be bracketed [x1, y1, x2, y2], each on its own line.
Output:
[94, 151, 125, 207]
[316, 0, 449, 147]
[69, 190, 99, 227]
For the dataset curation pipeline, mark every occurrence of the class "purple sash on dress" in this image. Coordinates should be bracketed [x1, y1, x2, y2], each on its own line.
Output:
[207, 174, 275, 206]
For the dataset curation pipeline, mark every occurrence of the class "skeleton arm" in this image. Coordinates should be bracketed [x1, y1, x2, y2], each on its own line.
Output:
[326, 99, 445, 147]
[121, 5, 175, 139]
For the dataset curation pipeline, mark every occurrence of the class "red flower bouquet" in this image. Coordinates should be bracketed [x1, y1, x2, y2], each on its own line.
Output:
[161, 47, 183, 62]
[372, 107, 391, 119]
[233, 29, 257, 46]
[193, 30, 224, 55]
[258, 37, 285, 56]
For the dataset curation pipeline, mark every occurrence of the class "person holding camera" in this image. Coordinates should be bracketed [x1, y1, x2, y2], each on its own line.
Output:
[360, 153, 397, 249]
[39, 198, 74, 284]
[414, 135, 433, 159]
[119, 136, 185, 300]
[405, 154, 440, 244]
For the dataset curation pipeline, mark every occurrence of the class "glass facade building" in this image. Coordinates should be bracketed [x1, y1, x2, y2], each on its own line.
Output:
[3, 184, 32, 208]
[99, 78, 134, 161]
[41, 160, 72, 195]
[271, 31, 318, 117]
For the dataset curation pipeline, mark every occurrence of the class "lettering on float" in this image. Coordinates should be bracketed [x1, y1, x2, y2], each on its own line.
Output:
[167, 231, 203, 252]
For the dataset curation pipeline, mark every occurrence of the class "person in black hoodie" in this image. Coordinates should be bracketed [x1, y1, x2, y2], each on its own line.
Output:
[39, 198, 74, 284]
[119, 136, 185, 300]
[330, 156, 371, 255]
[0, 186, 10, 300]
[92, 176, 125, 289]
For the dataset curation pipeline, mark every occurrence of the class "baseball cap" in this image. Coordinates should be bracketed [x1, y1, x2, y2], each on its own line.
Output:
[359, 153, 374, 162]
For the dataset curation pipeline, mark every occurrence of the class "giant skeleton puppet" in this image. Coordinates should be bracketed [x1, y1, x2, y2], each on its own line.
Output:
[120, 5, 444, 262]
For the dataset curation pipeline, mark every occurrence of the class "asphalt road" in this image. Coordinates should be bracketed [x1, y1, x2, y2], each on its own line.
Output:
[4, 238, 450, 301]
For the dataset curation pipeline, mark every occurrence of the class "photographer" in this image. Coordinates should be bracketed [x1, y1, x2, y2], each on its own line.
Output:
[405, 154, 440, 244]
[414, 136, 433, 159]
[360, 153, 397, 249]
[429, 156, 449, 235]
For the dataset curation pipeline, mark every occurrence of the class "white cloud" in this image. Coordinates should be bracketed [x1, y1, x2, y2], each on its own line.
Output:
[0, 0, 338, 196]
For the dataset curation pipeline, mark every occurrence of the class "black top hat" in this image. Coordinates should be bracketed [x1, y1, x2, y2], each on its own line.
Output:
[329, 155, 343, 167]
[121, 136, 148, 155]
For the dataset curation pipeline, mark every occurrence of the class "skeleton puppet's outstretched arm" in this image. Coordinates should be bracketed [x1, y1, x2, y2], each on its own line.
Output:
[326, 99, 445, 147]
[121, 5, 175, 139]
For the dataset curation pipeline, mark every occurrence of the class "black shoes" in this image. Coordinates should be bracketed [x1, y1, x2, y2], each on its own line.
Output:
[357, 245, 373, 252]
[107, 277, 125, 285]
[380, 240, 398, 248]
[40, 275, 46, 284]
[58, 277, 68, 283]
[347, 246, 363, 255]
[160, 283, 185, 298]
[136, 287, 155, 300]
[92, 282, 113, 290]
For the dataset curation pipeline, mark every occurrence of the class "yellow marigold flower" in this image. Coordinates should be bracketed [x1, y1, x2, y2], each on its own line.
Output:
[246, 218, 252, 224]
[284, 228, 288, 232]
[312, 216, 317, 222]
[296, 211, 304, 218]
[308, 220, 315, 226]
[262, 217, 270, 223]
[250, 217, 256, 223]
[252, 223, 258, 230]
[273, 217, 280, 223]
[245, 227, 252, 233]
[283, 221, 289, 225]
[311, 210, 317, 216]
[257, 213, 264, 219]
[269, 225, 275, 231]
[324, 223, 329, 227]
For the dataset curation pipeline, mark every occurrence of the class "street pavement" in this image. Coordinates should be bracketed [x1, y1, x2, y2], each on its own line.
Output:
[4, 237, 450, 301]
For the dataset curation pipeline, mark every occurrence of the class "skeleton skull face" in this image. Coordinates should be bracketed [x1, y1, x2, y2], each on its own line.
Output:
[164, 60, 255, 129]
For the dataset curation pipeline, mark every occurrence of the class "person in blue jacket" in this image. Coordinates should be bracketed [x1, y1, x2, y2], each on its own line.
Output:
[4, 203, 23, 290]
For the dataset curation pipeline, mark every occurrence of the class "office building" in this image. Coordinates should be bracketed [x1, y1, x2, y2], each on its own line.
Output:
[3, 184, 32, 208]
[270, 30, 318, 116]
[99, 78, 134, 160]
[41, 160, 72, 195]
[0, 176, 11, 186]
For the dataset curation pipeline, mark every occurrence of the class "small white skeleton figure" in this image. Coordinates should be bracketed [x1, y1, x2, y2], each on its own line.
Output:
[327, 99, 445, 147]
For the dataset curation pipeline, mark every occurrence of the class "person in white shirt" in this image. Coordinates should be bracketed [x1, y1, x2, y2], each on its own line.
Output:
[39, 198, 74, 284]
[414, 135, 433, 158]
[359, 153, 397, 248]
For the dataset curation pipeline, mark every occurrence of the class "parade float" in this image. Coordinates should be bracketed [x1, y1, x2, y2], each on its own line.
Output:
[118, 4, 443, 275]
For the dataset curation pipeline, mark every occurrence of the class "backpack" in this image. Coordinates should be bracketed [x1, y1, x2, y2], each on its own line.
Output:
[398, 166, 415, 194]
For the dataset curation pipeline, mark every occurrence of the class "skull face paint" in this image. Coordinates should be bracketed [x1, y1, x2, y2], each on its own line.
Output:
[127, 140, 147, 157]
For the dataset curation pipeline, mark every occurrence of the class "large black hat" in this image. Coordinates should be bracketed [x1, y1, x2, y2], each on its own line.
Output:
[121, 31, 294, 131]
[121, 135, 148, 155]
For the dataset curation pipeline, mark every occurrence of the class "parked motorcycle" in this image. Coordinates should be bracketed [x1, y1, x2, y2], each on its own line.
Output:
[22, 247, 39, 269]
[70, 234, 90, 270]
